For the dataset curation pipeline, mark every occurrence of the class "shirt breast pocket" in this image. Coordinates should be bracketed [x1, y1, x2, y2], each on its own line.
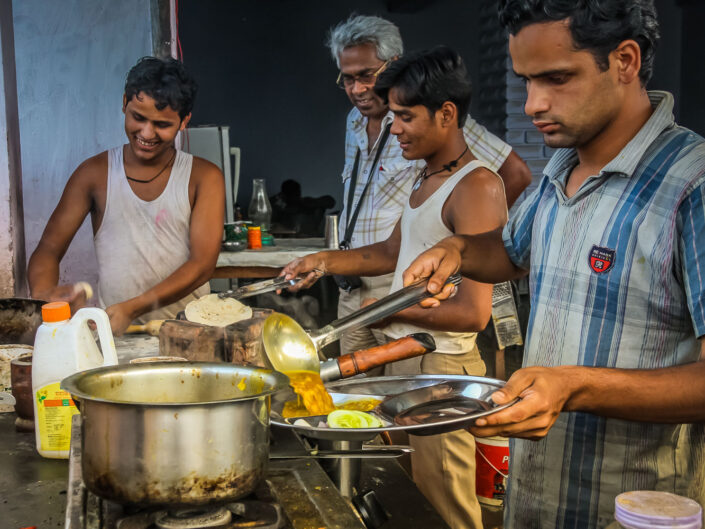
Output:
[373, 161, 417, 208]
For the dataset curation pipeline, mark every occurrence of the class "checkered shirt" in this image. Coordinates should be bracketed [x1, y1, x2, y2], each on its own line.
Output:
[502, 91, 705, 528]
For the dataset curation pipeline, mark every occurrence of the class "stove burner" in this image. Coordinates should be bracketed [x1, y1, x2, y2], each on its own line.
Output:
[227, 500, 283, 528]
[114, 502, 283, 529]
[156, 507, 232, 529]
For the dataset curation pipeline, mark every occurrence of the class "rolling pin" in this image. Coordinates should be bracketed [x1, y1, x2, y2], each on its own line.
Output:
[125, 319, 165, 336]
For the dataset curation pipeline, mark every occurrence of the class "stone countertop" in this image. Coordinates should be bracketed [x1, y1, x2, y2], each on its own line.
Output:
[217, 237, 327, 268]
[0, 412, 67, 528]
[0, 333, 450, 529]
[0, 336, 160, 527]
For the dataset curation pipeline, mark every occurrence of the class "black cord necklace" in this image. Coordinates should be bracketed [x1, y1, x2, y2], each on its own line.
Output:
[125, 149, 177, 184]
[413, 145, 469, 191]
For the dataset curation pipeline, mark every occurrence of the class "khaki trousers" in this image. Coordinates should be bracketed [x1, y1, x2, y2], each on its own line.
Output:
[386, 348, 486, 529]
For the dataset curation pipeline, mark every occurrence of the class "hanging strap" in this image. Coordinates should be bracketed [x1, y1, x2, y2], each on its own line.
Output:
[341, 123, 392, 248]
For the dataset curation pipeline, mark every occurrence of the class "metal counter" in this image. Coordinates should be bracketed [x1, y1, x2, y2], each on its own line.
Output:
[0, 411, 449, 529]
[0, 412, 68, 528]
[0, 335, 449, 528]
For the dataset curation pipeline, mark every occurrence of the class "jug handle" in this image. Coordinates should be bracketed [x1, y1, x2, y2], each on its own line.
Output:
[73, 308, 119, 366]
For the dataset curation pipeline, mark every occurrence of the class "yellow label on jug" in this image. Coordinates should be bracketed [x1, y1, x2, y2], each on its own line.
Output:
[35, 382, 79, 452]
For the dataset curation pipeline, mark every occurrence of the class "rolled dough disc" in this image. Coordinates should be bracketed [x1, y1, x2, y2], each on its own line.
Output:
[184, 294, 253, 327]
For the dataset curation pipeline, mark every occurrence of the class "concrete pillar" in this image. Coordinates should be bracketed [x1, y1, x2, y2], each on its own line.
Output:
[0, 1, 26, 297]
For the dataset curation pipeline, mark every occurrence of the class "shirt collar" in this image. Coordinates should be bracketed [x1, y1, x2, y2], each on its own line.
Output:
[544, 90, 675, 182]
[350, 107, 394, 134]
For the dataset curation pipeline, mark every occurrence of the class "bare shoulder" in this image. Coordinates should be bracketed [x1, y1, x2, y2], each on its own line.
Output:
[190, 155, 224, 184]
[455, 165, 506, 203]
[189, 155, 225, 208]
[67, 150, 109, 192]
[445, 165, 507, 234]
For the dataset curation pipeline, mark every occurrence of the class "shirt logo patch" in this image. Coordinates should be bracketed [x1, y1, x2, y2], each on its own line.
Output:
[589, 245, 615, 274]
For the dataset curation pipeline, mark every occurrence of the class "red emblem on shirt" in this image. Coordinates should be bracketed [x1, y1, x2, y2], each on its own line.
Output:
[589, 245, 615, 274]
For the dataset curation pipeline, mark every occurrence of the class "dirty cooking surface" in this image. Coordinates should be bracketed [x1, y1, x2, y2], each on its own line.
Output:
[89, 466, 264, 505]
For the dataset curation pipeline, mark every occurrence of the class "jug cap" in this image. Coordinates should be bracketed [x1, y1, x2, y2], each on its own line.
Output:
[42, 301, 71, 322]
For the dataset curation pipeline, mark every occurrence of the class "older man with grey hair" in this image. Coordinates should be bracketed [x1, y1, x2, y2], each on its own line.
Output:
[327, 14, 531, 360]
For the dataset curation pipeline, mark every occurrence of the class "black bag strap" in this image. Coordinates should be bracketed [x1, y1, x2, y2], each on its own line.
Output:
[341, 123, 392, 247]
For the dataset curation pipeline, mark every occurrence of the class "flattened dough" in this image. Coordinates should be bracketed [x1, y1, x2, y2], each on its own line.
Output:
[185, 294, 253, 327]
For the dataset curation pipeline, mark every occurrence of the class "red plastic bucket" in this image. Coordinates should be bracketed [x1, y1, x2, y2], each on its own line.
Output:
[475, 436, 509, 506]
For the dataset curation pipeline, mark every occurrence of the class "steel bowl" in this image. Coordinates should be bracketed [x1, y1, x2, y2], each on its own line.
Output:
[62, 362, 289, 506]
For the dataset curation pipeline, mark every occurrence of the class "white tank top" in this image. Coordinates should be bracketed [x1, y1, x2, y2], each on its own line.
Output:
[383, 159, 499, 354]
[94, 147, 209, 322]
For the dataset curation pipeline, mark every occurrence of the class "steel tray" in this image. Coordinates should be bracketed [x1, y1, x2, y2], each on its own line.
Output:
[270, 374, 517, 441]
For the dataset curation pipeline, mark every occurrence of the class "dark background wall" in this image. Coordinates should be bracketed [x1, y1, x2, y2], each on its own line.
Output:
[179, 0, 704, 217]
[179, 0, 493, 214]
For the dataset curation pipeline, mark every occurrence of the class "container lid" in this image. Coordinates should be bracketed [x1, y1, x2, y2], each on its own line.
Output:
[615, 491, 702, 529]
[41, 301, 71, 322]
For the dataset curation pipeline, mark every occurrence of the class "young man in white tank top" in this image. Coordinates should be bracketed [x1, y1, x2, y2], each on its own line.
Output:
[281, 47, 508, 529]
[28, 57, 225, 335]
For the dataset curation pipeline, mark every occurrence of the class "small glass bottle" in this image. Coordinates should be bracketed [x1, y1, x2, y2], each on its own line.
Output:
[248, 179, 272, 232]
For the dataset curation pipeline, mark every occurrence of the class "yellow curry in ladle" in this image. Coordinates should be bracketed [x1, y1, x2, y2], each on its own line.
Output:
[282, 370, 381, 418]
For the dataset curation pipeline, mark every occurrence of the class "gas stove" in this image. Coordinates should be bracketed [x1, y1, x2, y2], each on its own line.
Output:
[65, 416, 368, 529]
[65, 416, 449, 529]
[94, 501, 284, 529]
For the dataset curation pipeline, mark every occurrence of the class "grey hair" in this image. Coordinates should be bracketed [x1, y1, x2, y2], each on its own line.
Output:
[326, 15, 403, 68]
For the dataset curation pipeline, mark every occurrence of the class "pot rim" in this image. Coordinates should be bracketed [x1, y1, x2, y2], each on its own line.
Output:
[61, 361, 290, 407]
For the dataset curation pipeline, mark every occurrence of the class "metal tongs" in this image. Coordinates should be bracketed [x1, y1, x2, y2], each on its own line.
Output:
[217, 276, 301, 300]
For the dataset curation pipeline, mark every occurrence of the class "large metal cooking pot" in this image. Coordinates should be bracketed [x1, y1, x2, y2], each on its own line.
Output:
[61, 362, 288, 506]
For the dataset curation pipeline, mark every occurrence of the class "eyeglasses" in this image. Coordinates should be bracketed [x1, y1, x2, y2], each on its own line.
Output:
[336, 60, 390, 90]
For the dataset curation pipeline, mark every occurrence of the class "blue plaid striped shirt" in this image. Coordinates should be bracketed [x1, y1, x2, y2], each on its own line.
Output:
[502, 92, 705, 528]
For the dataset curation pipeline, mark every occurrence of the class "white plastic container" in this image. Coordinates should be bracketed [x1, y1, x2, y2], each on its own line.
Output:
[612, 491, 702, 529]
[32, 302, 118, 458]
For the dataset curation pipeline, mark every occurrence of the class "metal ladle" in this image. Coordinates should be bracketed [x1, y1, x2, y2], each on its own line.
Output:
[262, 274, 462, 373]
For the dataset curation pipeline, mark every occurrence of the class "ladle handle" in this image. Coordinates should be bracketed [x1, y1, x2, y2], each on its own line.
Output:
[311, 274, 462, 349]
[337, 333, 436, 379]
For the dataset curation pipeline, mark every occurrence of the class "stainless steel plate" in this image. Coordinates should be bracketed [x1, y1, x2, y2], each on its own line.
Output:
[270, 374, 517, 441]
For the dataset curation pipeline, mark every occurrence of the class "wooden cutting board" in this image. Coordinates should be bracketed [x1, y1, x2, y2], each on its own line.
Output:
[158, 309, 273, 363]
[158, 319, 224, 362]
[224, 309, 273, 366]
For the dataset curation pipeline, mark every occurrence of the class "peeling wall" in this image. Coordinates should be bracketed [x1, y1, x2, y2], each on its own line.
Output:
[12, 0, 153, 293]
[0, 1, 25, 297]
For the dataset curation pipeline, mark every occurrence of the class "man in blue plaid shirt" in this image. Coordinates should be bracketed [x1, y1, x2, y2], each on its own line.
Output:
[402, 1, 705, 527]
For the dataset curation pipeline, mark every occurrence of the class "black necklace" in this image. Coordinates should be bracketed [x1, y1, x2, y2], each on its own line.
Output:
[413, 145, 469, 191]
[125, 149, 177, 184]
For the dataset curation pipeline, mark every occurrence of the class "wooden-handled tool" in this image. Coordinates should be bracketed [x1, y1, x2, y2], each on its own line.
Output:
[319, 333, 436, 382]
[125, 319, 165, 336]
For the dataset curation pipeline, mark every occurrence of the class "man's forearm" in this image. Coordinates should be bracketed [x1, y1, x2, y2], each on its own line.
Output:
[454, 229, 526, 283]
[27, 249, 61, 297]
[563, 362, 705, 423]
[121, 259, 215, 319]
[320, 243, 397, 277]
[390, 299, 490, 332]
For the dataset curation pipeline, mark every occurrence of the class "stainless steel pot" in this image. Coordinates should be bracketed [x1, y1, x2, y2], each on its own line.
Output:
[61, 362, 288, 506]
